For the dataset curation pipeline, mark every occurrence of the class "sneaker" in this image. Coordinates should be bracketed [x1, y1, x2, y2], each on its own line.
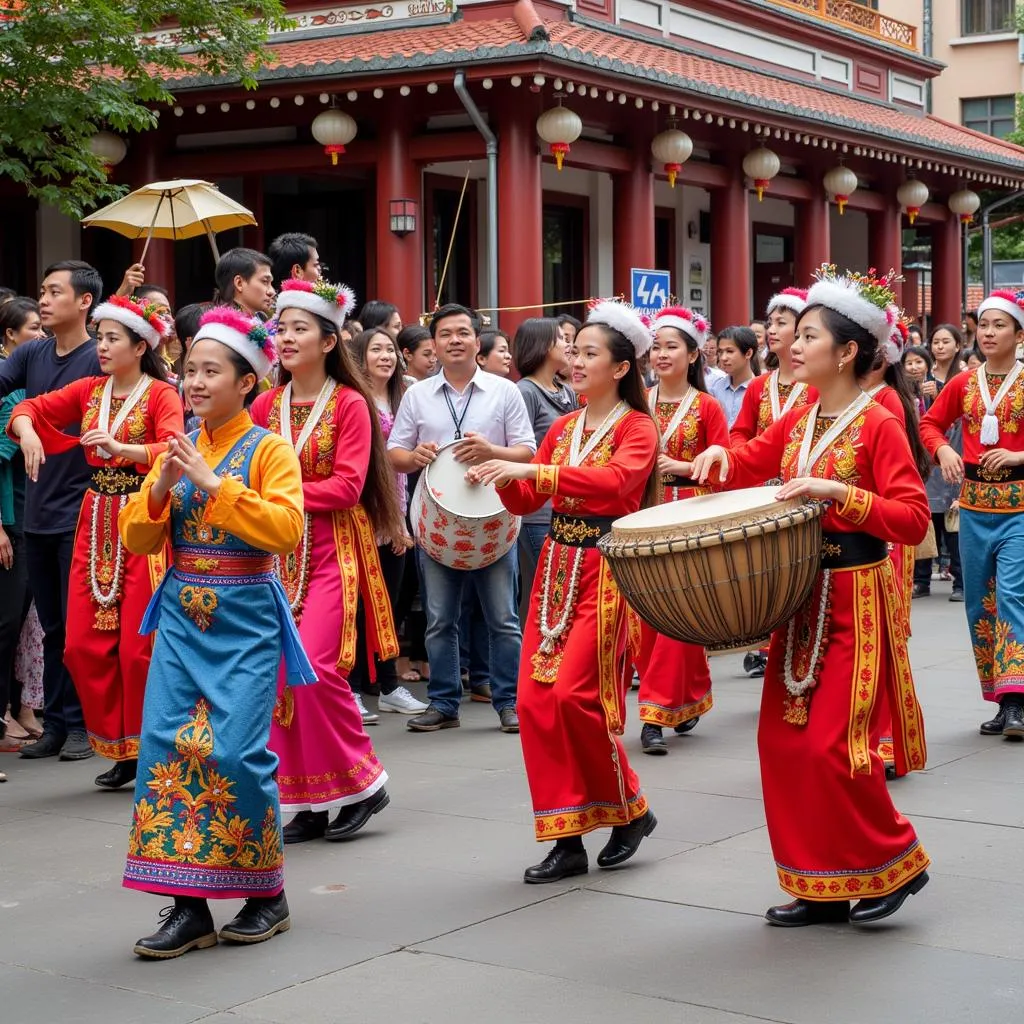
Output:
[949, 589, 965, 603]
[378, 686, 429, 715]
[59, 730, 94, 761]
[353, 692, 379, 725]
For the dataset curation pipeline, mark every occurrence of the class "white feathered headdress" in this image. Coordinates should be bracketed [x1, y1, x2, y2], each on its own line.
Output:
[586, 299, 653, 357]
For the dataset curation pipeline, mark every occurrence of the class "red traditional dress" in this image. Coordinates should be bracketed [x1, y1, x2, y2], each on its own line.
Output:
[729, 370, 815, 445]
[10, 376, 182, 758]
[636, 387, 730, 728]
[724, 395, 931, 900]
[251, 382, 396, 813]
[498, 405, 658, 840]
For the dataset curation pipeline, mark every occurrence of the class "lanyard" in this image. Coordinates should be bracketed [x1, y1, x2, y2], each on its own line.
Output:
[443, 381, 475, 439]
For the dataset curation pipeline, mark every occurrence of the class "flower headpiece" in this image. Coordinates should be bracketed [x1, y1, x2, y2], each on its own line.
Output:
[275, 278, 357, 334]
[91, 294, 172, 351]
[805, 264, 901, 350]
[652, 305, 710, 347]
[977, 289, 1024, 331]
[586, 298, 653, 357]
[766, 287, 808, 319]
[192, 307, 277, 380]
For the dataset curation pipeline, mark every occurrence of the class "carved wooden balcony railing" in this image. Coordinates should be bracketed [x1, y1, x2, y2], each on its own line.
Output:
[769, 0, 917, 50]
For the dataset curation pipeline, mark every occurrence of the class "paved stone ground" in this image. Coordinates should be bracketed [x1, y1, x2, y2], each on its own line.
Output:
[2, 578, 1022, 1024]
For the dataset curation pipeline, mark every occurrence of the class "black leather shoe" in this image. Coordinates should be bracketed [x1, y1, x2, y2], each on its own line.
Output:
[134, 901, 217, 959]
[407, 707, 460, 732]
[94, 759, 137, 790]
[596, 810, 657, 868]
[849, 871, 929, 923]
[674, 717, 700, 735]
[283, 810, 329, 844]
[19, 730, 65, 759]
[641, 724, 667, 755]
[912, 583, 929, 599]
[765, 899, 850, 927]
[743, 652, 767, 677]
[499, 708, 520, 733]
[1002, 703, 1024, 740]
[523, 845, 589, 884]
[980, 708, 1006, 736]
[324, 789, 390, 841]
[218, 892, 291, 943]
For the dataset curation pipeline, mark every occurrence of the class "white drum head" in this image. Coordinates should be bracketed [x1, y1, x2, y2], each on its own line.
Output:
[424, 440, 506, 519]
[611, 487, 801, 533]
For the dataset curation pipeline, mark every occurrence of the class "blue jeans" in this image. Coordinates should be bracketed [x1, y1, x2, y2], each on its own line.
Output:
[418, 547, 521, 717]
[459, 579, 490, 687]
[517, 522, 550, 626]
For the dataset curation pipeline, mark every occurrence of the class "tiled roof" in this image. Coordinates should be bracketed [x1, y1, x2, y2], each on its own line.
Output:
[168, 16, 1024, 172]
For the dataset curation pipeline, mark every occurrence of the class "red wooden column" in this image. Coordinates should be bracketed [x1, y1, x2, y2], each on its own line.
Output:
[868, 196, 904, 307]
[710, 163, 751, 327]
[497, 101, 542, 338]
[612, 141, 655, 297]
[131, 131, 175, 302]
[794, 194, 830, 286]
[375, 106, 423, 324]
[931, 212, 963, 327]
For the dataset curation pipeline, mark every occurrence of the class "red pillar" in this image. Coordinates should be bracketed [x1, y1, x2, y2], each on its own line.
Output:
[931, 212, 963, 329]
[375, 107, 423, 326]
[710, 163, 750, 328]
[868, 197, 903, 307]
[794, 195, 830, 286]
[497, 101, 543, 338]
[612, 142, 655, 298]
[131, 132, 175, 302]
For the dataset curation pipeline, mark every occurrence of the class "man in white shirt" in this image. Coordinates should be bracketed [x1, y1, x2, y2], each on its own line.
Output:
[389, 304, 536, 733]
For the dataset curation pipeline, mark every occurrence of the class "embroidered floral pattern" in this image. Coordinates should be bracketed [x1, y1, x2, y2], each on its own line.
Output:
[83, 383, 150, 448]
[963, 371, 1024, 438]
[758, 379, 799, 435]
[781, 411, 864, 485]
[777, 841, 929, 900]
[267, 387, 339, 478]
[639, 689, 714, 727]
[179, 585, 219, 631]
[534, 793, 649, 840]
[960, 478, 1024, 513]
[848, 569, 880, 776]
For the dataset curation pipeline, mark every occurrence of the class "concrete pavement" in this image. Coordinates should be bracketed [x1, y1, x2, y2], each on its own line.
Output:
[1, 578, 1022, 1024]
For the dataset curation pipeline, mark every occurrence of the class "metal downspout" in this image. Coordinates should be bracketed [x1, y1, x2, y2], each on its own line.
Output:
[453, 70, 498, 319]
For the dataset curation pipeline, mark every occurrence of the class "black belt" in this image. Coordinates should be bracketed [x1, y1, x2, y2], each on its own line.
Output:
[820, 531, 887, 570]
[661, 474, 694, 486]
[549, 513, 615, 548]
[964, 463, 1024, 483]
[90, 466, 146, 495]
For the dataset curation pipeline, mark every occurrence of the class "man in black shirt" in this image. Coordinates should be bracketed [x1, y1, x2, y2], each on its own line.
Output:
[0, 261, 102, 760]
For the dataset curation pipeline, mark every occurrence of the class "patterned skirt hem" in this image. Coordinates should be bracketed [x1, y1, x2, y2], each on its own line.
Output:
[639, 691, 714, 727]
[775, 843, 930, 901]
[89, 734, 140, 760]
[124, 857, 284, 900]
[279, 770, 387, 814]
[533, 793, 648, 841]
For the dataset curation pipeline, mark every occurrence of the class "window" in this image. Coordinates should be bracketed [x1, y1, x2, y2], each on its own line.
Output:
[962, 95, 1017, 139]
[961, 0, 1015, 36]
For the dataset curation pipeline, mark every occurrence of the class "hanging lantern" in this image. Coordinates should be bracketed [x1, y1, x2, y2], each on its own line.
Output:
[896, 178, 929, 225]
[949, 188, 981, 225]
[742, 146, 780, 201]
[536, 101, 582, 171]
[311, 107, 357, 165]
[823, 164, 858, 215]
[650, 127, 693, 188]
[88, 131, 127, 168]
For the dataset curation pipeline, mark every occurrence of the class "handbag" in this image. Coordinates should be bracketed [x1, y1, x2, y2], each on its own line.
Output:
[944, 506, 960, 534]
[916, 520, 938, 560]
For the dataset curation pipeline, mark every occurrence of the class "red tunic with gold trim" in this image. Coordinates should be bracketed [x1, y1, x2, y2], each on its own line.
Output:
[729, 371, 816, 445]
[251, 384, 396, 812]
[637, 390, 729, 728]
[498, 408, 658, 840]
[724, 400, 931, 900]
[10, 376, 182, 759]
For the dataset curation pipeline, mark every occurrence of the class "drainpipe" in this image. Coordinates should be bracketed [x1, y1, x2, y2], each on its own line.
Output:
[454, 70, 498, 318]
[922, 0, 933, 114]
[981, 191, 1024, 295]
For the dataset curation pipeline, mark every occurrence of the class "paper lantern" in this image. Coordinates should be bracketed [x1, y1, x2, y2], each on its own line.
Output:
[651, 128, 693, 188]
[311, 108, 358, 165]
[823, 164, 858, 215]
[949, 188, 981, 225]
[536, 103, 582, 171]
[742, 146, 780, 201]
[88, 131, 127, 168]
[896, 178, 929, 225]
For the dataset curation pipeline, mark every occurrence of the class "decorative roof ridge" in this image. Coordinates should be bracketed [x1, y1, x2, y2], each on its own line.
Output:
[927, 113, 1024, 159]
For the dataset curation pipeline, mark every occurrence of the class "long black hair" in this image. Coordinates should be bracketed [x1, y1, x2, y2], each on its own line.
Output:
[653, 324, 707, 393]
[348, 327, 407, 415]
[803, 305, 932, 482]
[277, 311, 404, 544]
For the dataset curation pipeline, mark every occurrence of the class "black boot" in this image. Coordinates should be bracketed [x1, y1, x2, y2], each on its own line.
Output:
[283, 810, 329, 844]
[765, 899, 850, 927]
[1002, 701, 1024, 741]
[980, 708, 1006, 736]
[325, 788, 390, 841]
[133, 897, 217, 959]
[674, 717, 700, 735]
[640, 724, 667, 755]
[94, 759, 137, 790]
[524, 838, 588, 884]
[218, 891, 291, 944]
[849, 871, 929, 923]
[596, 810, 657, 868]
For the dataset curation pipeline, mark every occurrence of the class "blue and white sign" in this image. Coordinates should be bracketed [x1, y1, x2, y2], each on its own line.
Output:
[630, 268, 671, 317]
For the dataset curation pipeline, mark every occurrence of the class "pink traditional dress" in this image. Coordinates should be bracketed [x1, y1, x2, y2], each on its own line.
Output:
[252, 380, 397, 812]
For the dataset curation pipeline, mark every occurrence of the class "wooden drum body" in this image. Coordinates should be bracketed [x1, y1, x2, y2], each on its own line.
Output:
[598, 487, 823, 651]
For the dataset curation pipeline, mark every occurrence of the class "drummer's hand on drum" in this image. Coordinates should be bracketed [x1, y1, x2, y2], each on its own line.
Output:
[690, 445, 728, 486]
[936, 444, 964, 485]
[452, 432, 494, 465]
[774, 477, 847, 503]
[411, 442, 439, 469]
[466, 459, 536, 488]
[657, 454, 693, 479]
